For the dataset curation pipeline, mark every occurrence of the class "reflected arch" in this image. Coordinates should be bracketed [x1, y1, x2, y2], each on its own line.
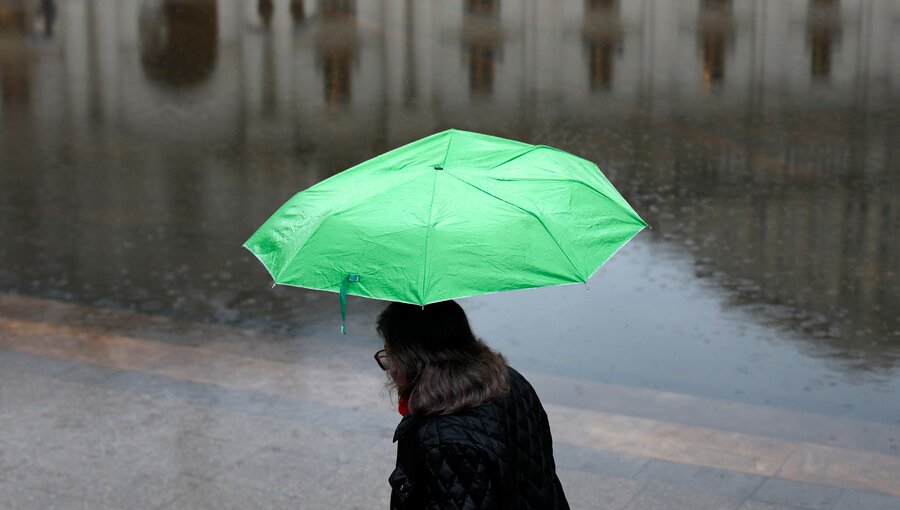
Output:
[139, 0, 218, 88]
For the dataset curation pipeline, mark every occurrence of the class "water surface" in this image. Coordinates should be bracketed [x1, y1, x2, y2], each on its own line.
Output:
[0, 0, 897, 423]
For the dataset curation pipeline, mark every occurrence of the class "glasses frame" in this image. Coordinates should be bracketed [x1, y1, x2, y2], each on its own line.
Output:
[374, 349, 389, 371]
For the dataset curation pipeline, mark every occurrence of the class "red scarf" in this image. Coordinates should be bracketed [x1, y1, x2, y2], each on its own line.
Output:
[398, 395, 409, 416]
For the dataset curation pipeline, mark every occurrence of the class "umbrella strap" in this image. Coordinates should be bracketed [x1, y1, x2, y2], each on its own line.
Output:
[340, 274, 360, 334]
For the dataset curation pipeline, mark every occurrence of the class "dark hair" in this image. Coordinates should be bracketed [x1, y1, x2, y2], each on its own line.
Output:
[376, 301, 509, 416]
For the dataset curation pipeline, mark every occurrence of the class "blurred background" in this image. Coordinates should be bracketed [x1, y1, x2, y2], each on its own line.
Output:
[0, 0, 897, 426]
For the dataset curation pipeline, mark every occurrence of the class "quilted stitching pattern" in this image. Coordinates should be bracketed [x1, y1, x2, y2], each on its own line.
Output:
[390, 368, 569, 509]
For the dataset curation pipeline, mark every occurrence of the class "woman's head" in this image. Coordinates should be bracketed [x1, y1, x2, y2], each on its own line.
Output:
[376, 301, 509, 415]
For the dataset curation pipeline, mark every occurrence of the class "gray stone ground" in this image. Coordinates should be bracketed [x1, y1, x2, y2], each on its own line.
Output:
[1, 294, 899, 509]
[2, 348, 899, 510]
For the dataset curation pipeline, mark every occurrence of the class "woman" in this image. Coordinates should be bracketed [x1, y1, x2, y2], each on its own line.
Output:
[375, 300, 569, 510]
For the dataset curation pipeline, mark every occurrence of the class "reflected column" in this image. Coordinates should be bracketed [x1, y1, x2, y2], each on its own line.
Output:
[41, 0, 57, 37]
[315, 0, 357, 106]
[139, 0, 219, 88]
[462, 0, 502, 98]
[582, 0, 622, 92]
[0, 4, 32, 112]
[258, 0, 274, 29]
[291, 0, 305, 24]
[697, 0, 734, 88]
[807, 0, 841, 80]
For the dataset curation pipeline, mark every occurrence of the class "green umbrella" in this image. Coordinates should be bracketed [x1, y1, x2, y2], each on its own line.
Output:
[244, 129, 647, 332]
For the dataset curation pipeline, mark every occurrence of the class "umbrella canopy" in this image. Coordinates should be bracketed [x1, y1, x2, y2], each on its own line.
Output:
[244, 129, 647, 324]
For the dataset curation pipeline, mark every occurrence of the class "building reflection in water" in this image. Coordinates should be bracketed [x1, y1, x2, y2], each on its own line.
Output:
[41, 0, 57, 37]
[402, 0, 417, 104]
[258, 0, 274, 29]
[0, 3, 31, 110]
[462, 0, 501, 97]
[582, 0, 622, 92]
[0, 0, 897, 386]
[139, 0, 218, 87]
[316, 0, 357, 105]
[697, 0, 733, 87]
[807, 0, 842, 79]
[291, 0, 306, 24]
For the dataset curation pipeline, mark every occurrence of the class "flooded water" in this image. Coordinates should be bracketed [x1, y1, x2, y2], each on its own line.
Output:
[0, 0, 898, 423]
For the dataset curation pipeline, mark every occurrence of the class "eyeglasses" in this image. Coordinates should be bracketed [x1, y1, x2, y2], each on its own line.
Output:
[374, 349, 389, 371]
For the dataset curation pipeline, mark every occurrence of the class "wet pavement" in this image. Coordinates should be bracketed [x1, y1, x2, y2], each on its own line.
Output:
[2, 293, 900, 509]
[1, 0, 899, 508]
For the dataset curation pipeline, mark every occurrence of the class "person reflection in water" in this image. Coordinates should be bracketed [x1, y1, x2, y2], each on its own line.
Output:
[375, 301, 569, 509]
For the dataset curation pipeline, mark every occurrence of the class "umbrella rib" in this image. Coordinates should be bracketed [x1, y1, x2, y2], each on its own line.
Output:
[442, 171, 585, 283]
[420, 168, 440, 303]
[489, 176, 646, 227]
[488, 145, 546, 169]
[440, 129, 455, 166]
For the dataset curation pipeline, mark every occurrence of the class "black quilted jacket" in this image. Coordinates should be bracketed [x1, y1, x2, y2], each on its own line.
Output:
[389, 367, 569, 510]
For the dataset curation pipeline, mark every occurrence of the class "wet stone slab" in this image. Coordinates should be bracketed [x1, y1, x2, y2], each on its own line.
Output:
[750, 477, 844, 510]
[160, 480, 303, 510]
[831, 490, 900, 510]
[623, 481, 743, 510]
[557, 470, 645, 510]
[635, 459, 766, 499]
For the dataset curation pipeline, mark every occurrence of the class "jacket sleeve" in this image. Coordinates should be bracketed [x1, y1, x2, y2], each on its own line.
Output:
[416, 443, 501, 510]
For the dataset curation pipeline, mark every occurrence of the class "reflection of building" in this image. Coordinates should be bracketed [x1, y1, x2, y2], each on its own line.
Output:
[462, 0, 501, 96]
[2, 0, 897, 373]
[807, 0, 842, 79]
[258, 0, 274, 28]
[139, 0, 218, 87]
[582, 0, 622, 91]
[697, 0, 733, 86]
[291, 0, 306, 24]
[316, 0, 357, 105]
[41, 0, 57, 37]
[0, 3, 31, 110]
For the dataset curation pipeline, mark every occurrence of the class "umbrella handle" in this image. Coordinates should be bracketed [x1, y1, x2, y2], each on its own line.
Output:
[340, 274, 360, 334]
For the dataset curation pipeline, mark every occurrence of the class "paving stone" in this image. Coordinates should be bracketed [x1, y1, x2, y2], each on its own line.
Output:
[304, 442, 395, 510]
[0, 440, 29, 473]
[0, 478, 116, 510]
[693, 466, 768, 499]
[0, 349, 72, 377]
[832, 490, 900, 510]
[558, 469, 645, 510]
[635, 458, 701, 485]
[554, 442, 649, 478]
[738, 501, 806, 510]
[6, 460, 203, 510]
[132, 431, 263, 479]
[751, 477, 843, 510]
[633, 459, 766, 499]
[624, 481, 743, 510]
[161, 480, 303, 510]
[216, 448, 338, 499]
[779, 443, 900, 498]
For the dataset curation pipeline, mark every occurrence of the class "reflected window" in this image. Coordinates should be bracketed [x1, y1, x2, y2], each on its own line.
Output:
[321, 0, 354, 19]
[583, 0, 621, 92]
[139, 0, 218, 88]
[465, 0, 499, 17]
[258, 0, 274, 28]
[291, 0, 306, 24]
[0, 5, 31, 109]
[316, 0, 357, 105]
[468, 45, 494, 96]
[698, 0, 733, 87]
[462, 0, 500, 97]
[322, 49, 352, 104]
[807, 0, 842, 79]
